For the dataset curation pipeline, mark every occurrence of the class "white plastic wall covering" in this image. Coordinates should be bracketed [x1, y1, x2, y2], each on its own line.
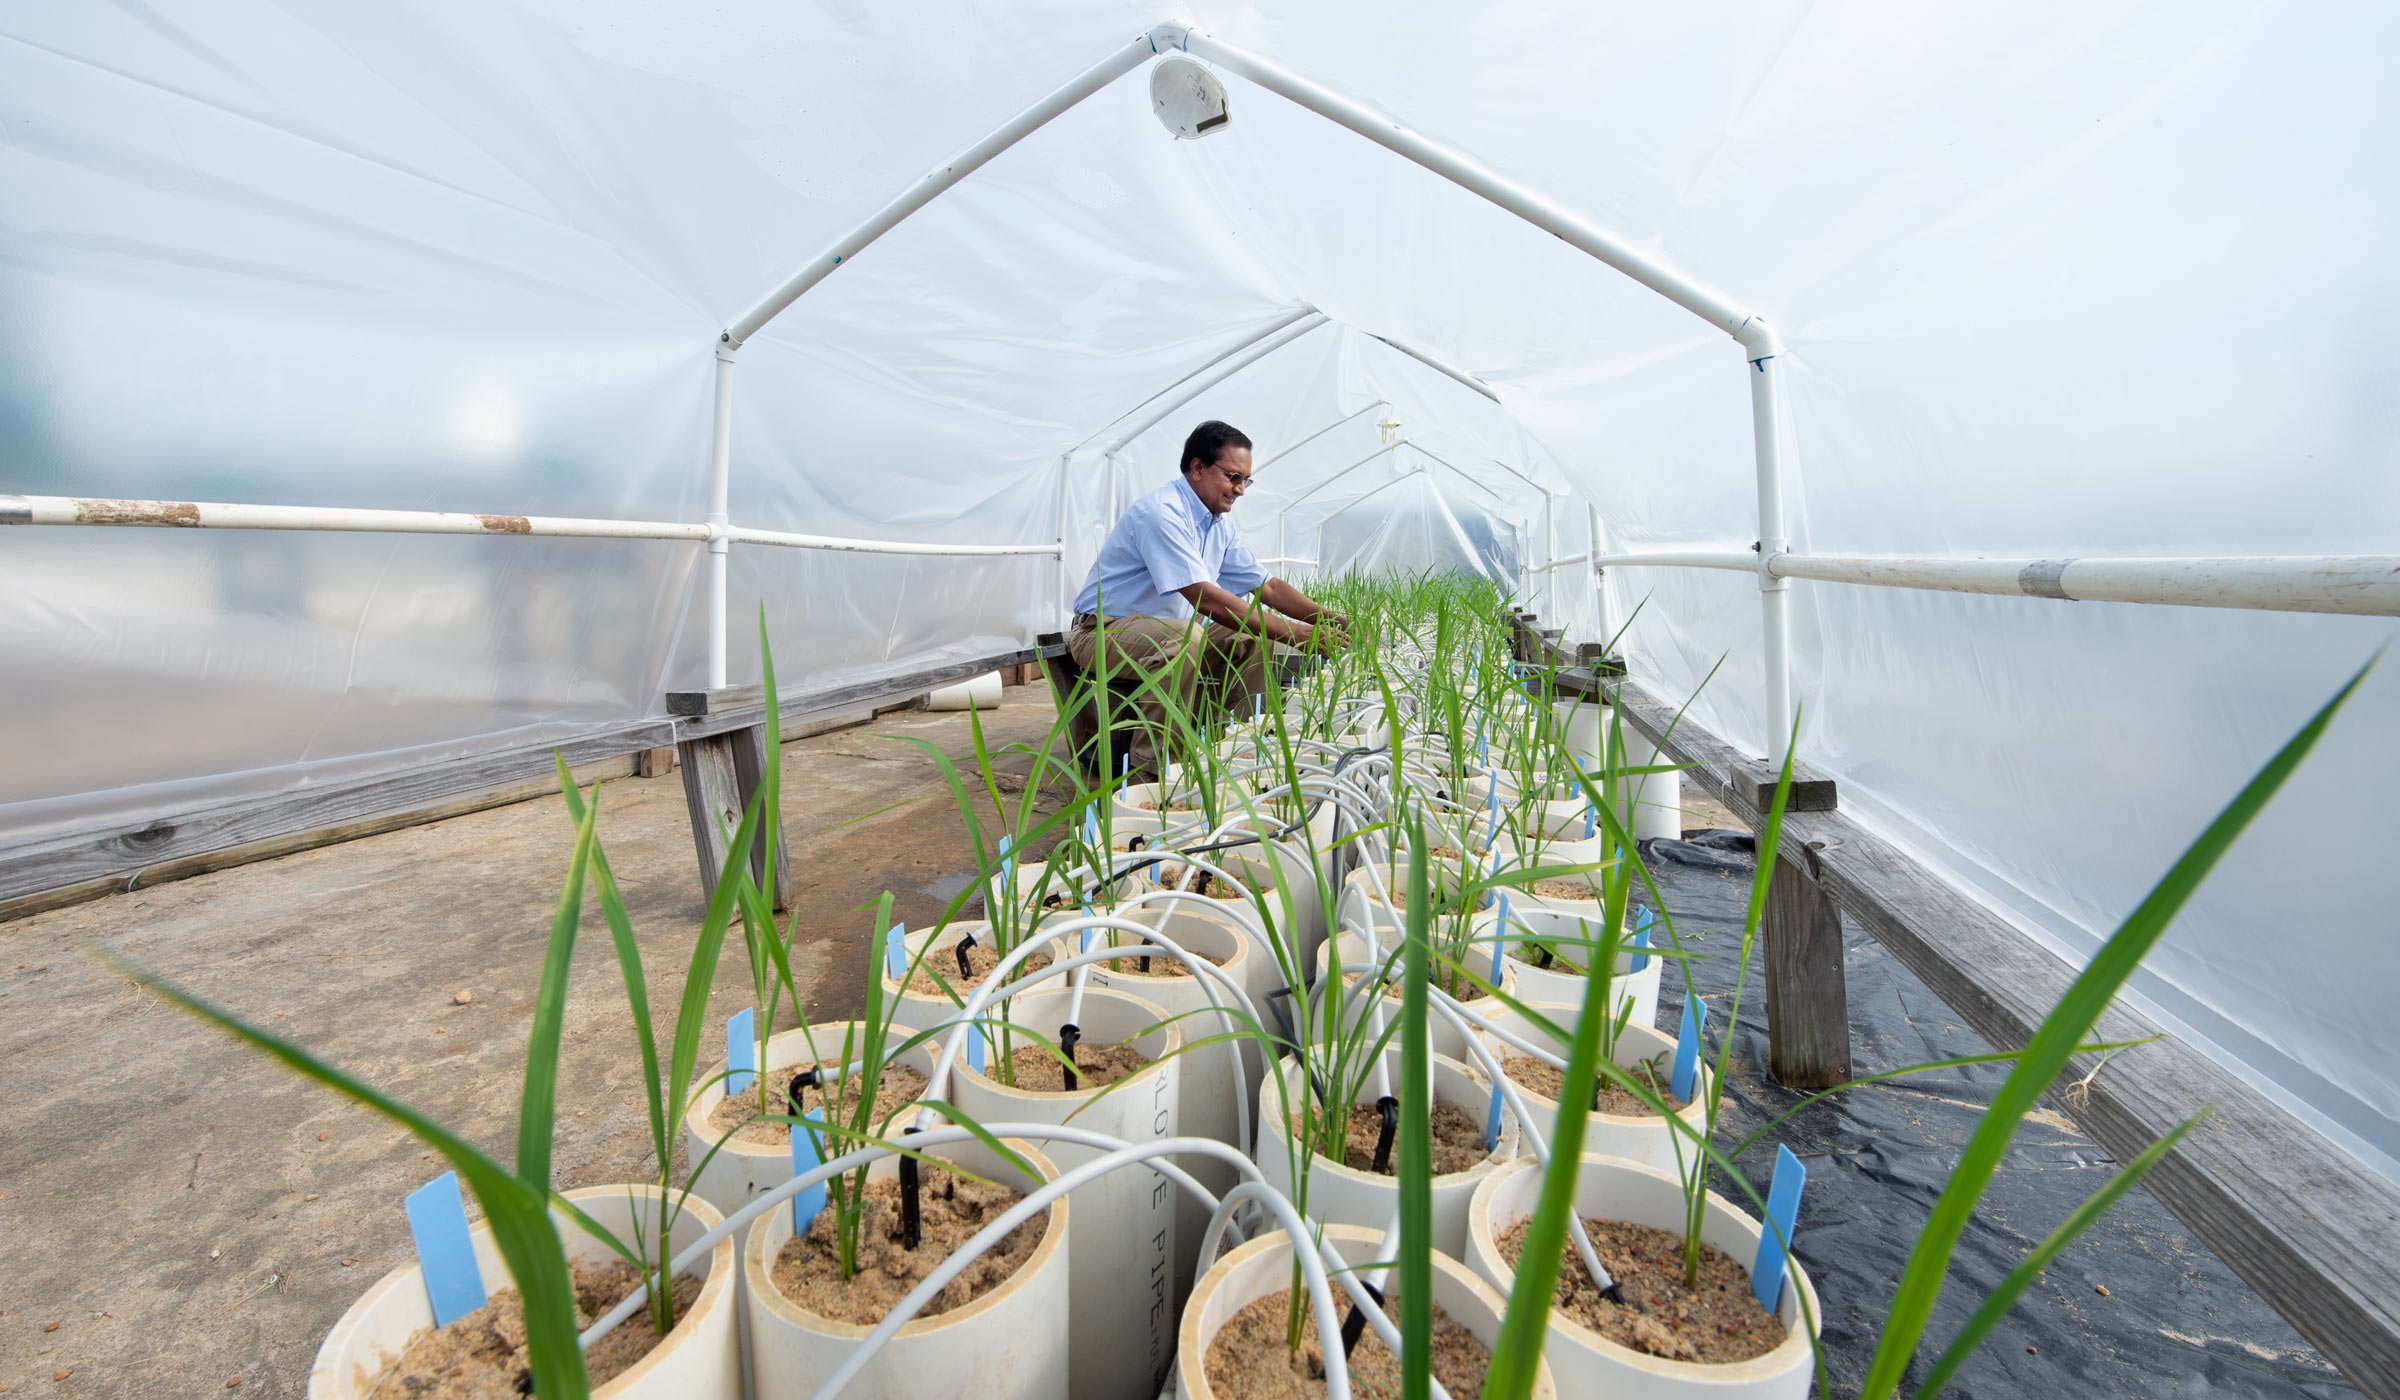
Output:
[722, 28, 1170, 347]
[1421, 474, 1503, 583]
[10, 3, 2398, 1181]
[1253, 401, 1391, 473]
[1100, 312, 1329, 456]
[1176, 31, 1772, 349]
[1363, 332, 1501, 402]
[1275, 442, 1400, 562]
[1390, 442, 1507, 504]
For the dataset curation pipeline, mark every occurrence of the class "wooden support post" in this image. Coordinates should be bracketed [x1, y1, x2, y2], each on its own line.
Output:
[674, 722, 793, 912]
[635, 746, 676, 778]
[1763, 851, 1851, 1088]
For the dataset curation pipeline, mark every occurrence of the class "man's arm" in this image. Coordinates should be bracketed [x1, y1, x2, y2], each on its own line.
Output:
[1259, 577, 1329, 625]
[1177, 580, 1351, 650]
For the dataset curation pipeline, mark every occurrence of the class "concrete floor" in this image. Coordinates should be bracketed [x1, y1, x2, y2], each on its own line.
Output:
[0, 691, 1070, 1397]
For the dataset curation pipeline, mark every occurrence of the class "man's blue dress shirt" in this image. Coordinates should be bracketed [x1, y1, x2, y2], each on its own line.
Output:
[1075, 474, 1268, 620]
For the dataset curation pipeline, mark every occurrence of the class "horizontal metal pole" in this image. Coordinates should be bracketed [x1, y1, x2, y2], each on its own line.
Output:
[1, 495, 1057, 559]
[1591, 545, 2400, 618]
[1591, 549, 1761, 572]
[1775, 552, 2400, 617]
[728, 525, 1057, 558]
[0, 494, 712, 541]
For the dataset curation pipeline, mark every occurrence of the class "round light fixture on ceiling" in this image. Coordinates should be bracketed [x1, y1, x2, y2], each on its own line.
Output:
[1150, 55, 1229, 140]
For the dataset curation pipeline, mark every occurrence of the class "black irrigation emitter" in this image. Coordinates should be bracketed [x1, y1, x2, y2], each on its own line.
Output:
[1370, 1095, 1400, 1175]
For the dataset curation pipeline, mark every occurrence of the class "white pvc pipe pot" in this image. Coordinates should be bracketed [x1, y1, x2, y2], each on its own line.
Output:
[1470, 1003, 1711, 1175]
[1253, 1050, 1517, 1259]
[310, 1185, 739, 1400]
[878, 922, 1045, 1046]
[1466, 906, 1662, 1029]
[1464, 1155, 1818, 1400]
[1178, 1223, 1556, 1400]
[1311, 931, 1503, 1064]
[944, 987, 1182, 1400]
[681, 1022, 935, 1239]
[1043, 905, 1262, 1307]
[924, 671, 1004, 711]
[743, 1136, 1071, 1400]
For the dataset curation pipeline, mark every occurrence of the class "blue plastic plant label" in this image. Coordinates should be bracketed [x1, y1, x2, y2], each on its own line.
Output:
[1751, 1144, 1807, 1313]
[965, 1027, 986, 1075]
[883, 923, 906, 980]
[404, 1171, 486, 1327]
[1672, 994, 1707, 1101]
[1630, 905, 1653, 973]
[789, 1120, 827, 1235]
[1484, 1077, 1505, 1149]
[1488, 892, 1511, 980]
[726, 1007, 756, 1097]
[1584, 805, 1597, 840]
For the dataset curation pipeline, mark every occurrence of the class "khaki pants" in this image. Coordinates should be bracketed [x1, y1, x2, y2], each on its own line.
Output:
[1068, 613, 1270, 782]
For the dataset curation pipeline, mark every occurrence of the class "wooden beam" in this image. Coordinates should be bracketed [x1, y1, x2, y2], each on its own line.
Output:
[1600, 670, 2400, 1396]
[0, 643, 1047, 919]
[673, 724, 792, 912]
[0, 753, 644, 923]
[0, 717, 678, 914]
[1762, 856, 1852, 1087]
[668, 646, 1042, 740]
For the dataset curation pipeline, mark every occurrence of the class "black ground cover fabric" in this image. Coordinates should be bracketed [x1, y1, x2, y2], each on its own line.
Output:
[1632, 831, 2355, 1398]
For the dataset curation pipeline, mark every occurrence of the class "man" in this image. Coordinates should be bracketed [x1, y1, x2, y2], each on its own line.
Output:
[1070, 419, 1349, 780]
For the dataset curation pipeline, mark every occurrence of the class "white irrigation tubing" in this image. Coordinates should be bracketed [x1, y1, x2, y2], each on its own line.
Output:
[1307, 896, 1622, 1304]
[914, 919, 1265, 1138]
[1327, 924, 1622, 1300]
[579, 1123, 1226, 1349]
[802, 1135, 1362, 1400]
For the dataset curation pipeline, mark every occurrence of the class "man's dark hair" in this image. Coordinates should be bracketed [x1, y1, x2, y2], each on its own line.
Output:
[1180, 420, 1253, 475]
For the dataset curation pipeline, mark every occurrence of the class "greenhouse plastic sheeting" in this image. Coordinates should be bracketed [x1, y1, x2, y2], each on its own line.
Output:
[1, 4, 2394, 1178]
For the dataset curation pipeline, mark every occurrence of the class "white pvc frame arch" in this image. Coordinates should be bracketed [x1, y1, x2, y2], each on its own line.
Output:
[710, 20, 1802, 751]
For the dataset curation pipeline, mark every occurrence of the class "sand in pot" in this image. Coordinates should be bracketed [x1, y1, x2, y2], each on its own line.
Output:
[1525, 876, 1603, 902]
[903, 940, 1049, 996]
[1297, 1099, 1495, 1176]
[1203, 1287, 1492, 1399]
[770, 1165, 1047, 1326]
[1001, 1037, 1152, 1092]
[1502, 1053, 1684, 1115]
[366, 1260, 702, 1398]
[1084, 940, 1226, 979]
[1497, 1216, 1784, 1365]
[706, 1063, 929, 1146]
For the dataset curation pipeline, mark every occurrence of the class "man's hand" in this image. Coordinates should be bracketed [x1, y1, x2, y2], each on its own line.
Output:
[1309, 611, 1354, 653]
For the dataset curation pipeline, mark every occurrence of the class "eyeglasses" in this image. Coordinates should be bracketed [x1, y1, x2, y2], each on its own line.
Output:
[1214, 463, 1252, 489]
